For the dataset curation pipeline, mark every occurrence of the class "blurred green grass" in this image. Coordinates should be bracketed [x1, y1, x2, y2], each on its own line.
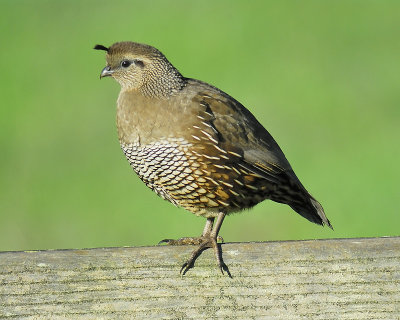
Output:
[0, 0, 399, 251]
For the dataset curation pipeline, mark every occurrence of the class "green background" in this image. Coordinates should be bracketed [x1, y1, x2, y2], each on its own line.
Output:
[1, 0, 399, 251]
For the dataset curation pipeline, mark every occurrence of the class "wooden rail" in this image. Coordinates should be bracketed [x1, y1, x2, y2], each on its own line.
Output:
[1, 237, 399, 319]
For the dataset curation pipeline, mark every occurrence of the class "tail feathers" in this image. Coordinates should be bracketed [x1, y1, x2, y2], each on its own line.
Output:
[269, 171, 333, 229]
[290, 197, 333, 230]
[309, 198, 333, 229]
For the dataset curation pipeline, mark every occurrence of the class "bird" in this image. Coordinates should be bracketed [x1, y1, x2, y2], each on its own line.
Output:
[94, 41, 332, 276]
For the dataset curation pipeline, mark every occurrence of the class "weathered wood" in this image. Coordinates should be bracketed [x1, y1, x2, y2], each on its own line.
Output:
[0, 237, 399, 319]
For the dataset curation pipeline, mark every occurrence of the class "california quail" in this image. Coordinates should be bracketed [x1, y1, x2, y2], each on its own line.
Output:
[94, 42, 332, 276]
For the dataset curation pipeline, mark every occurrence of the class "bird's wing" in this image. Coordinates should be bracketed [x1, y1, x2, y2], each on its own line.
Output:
[183, 80, 332, 229]
[186, 80, 297, 185]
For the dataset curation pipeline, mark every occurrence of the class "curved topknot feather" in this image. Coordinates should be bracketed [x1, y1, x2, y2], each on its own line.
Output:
[93, 44, 109, 52]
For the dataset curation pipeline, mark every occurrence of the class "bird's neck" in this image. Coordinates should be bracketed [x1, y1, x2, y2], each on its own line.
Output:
[139, 63, 187, 99]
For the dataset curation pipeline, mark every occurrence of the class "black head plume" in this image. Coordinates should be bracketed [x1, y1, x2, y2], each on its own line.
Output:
[94, 44, 109, 52]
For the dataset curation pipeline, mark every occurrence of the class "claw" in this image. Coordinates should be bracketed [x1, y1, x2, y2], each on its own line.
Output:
[219, 260, 232, 278]
[180, 262, 187, 275]
[180, 261, 193, 276]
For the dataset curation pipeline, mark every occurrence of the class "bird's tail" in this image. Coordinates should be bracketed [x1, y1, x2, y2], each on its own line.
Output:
[289, 195, 333, 229]
[271, 177, 333, 229]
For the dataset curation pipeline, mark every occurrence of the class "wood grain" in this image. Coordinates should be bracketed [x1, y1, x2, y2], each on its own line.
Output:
[1, 237, 399, 319]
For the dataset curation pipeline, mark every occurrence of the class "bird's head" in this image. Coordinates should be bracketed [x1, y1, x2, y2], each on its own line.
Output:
[94, 41, 185, 97]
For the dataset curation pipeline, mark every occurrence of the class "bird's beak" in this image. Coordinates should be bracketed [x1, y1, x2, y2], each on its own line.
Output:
[100, 66, 113, 79]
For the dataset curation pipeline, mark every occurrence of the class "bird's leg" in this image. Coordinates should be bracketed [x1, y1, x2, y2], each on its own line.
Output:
[202, 217, 214, 237]
[199, 217, 224, 242]
[180, 212, 231, 277]
[209, 212, 226, 273]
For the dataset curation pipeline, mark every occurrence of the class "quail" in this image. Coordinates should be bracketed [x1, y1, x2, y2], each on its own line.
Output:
[94, 42, 332, 276]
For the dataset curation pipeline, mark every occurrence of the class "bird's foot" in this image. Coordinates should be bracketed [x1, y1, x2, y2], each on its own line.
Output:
[159, 235, 230, 277]
[159, 212, 230, 277]
[180, 234, 231, 277]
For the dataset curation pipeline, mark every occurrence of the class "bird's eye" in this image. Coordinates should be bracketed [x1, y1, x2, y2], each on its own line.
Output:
[121, 60, 131, 68]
